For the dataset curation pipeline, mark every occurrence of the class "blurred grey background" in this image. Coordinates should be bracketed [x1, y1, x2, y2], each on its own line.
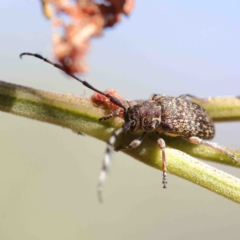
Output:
[0, 1, 240, 240]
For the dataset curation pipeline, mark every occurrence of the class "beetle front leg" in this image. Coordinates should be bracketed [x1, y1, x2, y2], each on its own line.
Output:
[157, 138, 167, 188]
[115, 132, 147, 151]
[99, 107, 122, 121]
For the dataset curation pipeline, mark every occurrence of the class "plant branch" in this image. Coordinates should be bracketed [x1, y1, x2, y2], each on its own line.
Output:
[0, 80, 240, 203]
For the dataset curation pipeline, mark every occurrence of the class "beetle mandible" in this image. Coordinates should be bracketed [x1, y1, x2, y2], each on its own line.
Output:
[20, 53, 238, 202]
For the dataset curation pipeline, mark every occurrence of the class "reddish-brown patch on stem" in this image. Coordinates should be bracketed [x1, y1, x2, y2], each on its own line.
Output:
[91, 89, 124, 117]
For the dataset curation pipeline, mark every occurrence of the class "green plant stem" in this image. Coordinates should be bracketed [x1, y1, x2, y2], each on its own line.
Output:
[0, 80, 240, 203]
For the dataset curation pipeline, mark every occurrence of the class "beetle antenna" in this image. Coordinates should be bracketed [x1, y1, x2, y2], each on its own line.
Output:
[20, 52, 126, 110]
[97, 127, 124, 202]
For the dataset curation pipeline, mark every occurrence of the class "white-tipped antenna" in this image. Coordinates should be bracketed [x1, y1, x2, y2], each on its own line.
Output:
[97, 127, 124, 202]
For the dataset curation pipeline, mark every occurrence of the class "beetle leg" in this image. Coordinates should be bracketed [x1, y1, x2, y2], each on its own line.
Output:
[178, 94, 199, 99]
[178, 94, 209, 104]
[187, 136, 237, 163]
[157, 138, 167, 188]
[99, 107, 122, 121]
[126, 100, 137, 107]
[115, 132, 147, 151]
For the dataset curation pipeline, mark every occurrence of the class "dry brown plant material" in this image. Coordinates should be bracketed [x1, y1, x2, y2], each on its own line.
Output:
[41, 0, 135, 73]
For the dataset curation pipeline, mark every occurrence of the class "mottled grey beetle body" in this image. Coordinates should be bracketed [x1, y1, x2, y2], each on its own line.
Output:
[127, 94, 215, 139]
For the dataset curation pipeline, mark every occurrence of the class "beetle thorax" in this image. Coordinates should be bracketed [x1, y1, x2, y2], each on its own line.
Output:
[125, 101, 162, 133]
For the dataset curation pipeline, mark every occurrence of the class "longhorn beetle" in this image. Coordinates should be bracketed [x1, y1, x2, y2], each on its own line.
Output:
[20, 52, 238, 202]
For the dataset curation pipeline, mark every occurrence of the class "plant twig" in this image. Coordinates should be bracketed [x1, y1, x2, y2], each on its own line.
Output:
[0, 80, 240, 203]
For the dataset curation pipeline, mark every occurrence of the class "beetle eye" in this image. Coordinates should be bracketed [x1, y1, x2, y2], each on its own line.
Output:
[130, 120, 136, 126]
